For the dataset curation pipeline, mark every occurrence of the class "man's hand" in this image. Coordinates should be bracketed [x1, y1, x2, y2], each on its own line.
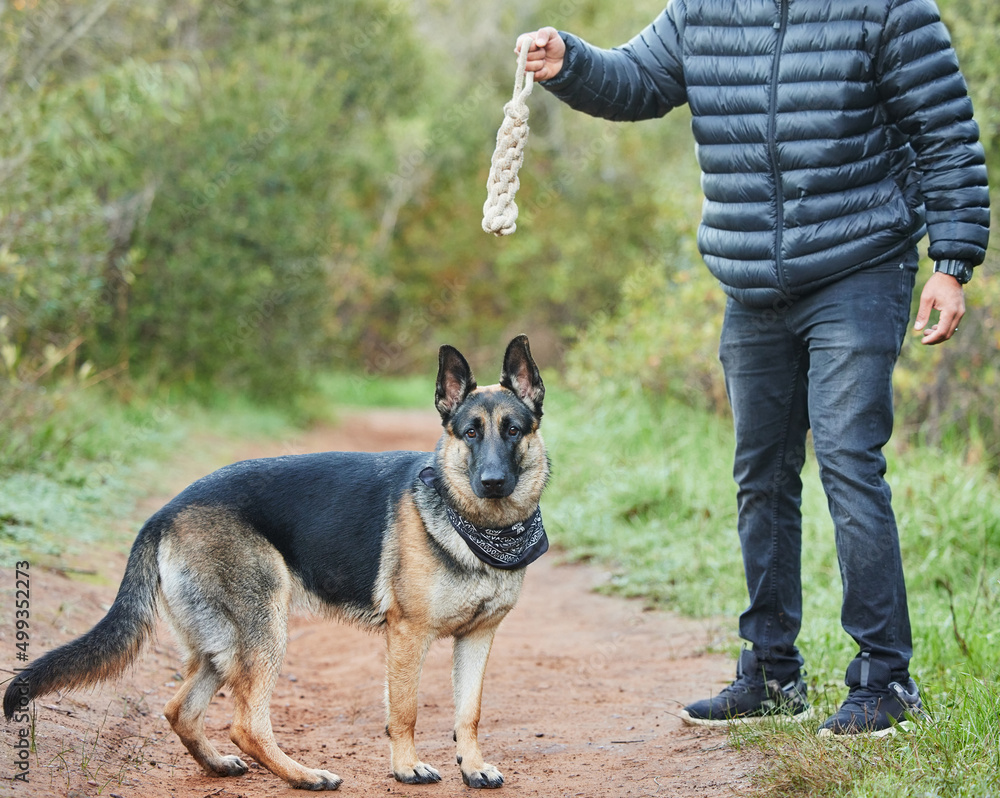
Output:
[518, 27, 566, 81]
[913, 271, 966, 345]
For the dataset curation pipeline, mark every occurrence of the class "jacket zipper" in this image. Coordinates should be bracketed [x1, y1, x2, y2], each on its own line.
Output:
[769, 0, 790, 294]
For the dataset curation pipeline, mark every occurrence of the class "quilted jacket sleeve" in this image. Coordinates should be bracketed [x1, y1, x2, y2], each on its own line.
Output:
[876, 0, 990, 266]
[539, 0, 688, 121]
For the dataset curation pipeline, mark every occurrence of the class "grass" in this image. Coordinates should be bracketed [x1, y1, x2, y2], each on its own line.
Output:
[1, 390, 186, 565]
[0, 385, 305, 567]
[730, 675, 1000, 797]
[541, 379, 1000, 797]
[541, 378, 742, 617]
[316, 371, 430, 409]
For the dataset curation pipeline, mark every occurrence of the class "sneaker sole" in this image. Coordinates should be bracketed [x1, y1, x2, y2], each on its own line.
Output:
[681, 707, 814, 728]
[817, 719, 915, 739]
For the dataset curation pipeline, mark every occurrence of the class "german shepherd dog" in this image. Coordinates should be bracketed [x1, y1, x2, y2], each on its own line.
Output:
[4, 336, 550, 790]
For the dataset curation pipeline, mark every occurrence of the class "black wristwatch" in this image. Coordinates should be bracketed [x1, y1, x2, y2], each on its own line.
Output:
[934, 259, 974, 285]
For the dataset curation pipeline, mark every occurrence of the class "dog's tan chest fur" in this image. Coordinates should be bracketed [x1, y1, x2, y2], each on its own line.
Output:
[378, 494, 524, 638]
[425, 567, 523, 637]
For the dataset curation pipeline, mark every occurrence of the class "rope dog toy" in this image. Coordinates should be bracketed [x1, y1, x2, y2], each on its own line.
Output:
[482, 34, 535, 236]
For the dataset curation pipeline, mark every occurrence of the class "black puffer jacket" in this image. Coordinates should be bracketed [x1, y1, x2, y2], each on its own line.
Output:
[541, 0, 990, 307]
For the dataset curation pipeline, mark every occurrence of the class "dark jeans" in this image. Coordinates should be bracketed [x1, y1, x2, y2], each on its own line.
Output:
[718, 253, 918, 682]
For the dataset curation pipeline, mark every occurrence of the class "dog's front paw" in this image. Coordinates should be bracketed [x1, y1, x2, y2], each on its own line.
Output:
[461, 763, 504, 789]
[394, 762, 442, 784]
[289, 769, 343, 791]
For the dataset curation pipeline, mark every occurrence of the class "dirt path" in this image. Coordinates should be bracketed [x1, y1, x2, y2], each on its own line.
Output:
[0, 410, 759, 797]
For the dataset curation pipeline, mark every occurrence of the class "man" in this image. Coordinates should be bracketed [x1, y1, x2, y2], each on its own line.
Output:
[521, 0, 989, 736]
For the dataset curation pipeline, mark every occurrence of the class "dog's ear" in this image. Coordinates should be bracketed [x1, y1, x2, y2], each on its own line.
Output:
[435, 345, 477, 422]
[500, 334, 544, 418]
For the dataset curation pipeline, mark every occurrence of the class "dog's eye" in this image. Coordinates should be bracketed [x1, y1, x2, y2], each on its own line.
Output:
[507, 426, 520, 438]
[465, 428, 477, 439]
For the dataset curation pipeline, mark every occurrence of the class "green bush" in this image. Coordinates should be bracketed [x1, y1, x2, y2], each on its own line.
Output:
[563, 255, 728, 414]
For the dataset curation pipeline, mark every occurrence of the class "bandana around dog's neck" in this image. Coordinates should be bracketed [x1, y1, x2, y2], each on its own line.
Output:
[418, 466, 548, 570]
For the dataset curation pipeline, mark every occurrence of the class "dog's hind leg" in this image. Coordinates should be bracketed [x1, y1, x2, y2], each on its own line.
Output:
[453, 625, 504, 788]
[160, 510, 340, 789]
[164, 656, 248, 777]
[227, 635, 343, 791]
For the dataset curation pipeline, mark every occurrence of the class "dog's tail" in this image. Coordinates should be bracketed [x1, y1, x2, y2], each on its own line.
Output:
[3, 516, 165, 720]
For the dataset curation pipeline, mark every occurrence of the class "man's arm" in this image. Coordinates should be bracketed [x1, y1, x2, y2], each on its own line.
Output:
[518, 3, 688, 122]
[876, 0, 989, 345]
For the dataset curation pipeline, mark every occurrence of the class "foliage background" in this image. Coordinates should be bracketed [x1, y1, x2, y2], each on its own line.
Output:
[2, 0, 996, 462]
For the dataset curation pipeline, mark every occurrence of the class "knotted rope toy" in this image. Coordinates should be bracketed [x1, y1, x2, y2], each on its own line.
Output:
[482, 34, 535, 236]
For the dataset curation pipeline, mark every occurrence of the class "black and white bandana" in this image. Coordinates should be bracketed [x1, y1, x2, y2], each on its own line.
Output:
[418, 466, 548, 570]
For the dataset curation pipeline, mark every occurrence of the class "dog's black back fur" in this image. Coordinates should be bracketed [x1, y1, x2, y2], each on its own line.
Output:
[158, 451, 428, 611]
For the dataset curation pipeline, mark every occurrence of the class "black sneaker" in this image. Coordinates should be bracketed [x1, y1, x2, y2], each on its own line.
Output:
[818, 653, 924, 738]
[680, 649, 812, 727]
